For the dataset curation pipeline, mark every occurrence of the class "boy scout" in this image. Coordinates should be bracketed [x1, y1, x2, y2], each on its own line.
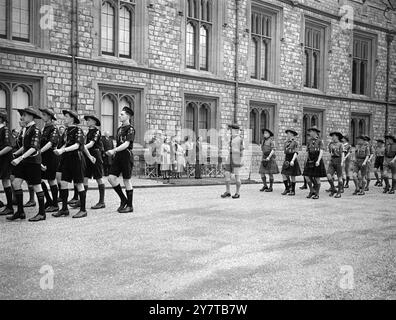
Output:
[363, 136, 375, 191]
[39, 108, 60, 213]
[342, 136, 352, 189]
[382, 134, 396, 194]
[351, 135, 370, 196]
[106, 106, 135, 213]
[259, 129, 279, 193]
[8, 108, 46, 222]
[303, 126, 327, 200]
[83, 115, 105, 210]
[373, 139, 385, 187]
[0, 111, 14, 216]
[281, 129, 301, 196]
[221, 123, 244, 199]
[53, 110, 87, 219]
[327, 132, 345, 198]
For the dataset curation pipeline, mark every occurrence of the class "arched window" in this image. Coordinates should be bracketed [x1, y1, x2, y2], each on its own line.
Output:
[250, 109, 258, 144]
[304, 23, 324, 89]
[303, 114, 309, 145]
[186, 0, 212, 71]
[101, 2, 115, 55]
[351, 119, 356, 146]
[260, 110, 268, 134]
[12, 85, 31, 131]
[199, 104, 209, 130]
[358, 119, 365, 136]
[119, 6, 132, 58]
[119, 96, 134, 125]
[102, 94, 115, 137]
[0, 85, 7, 113]
[12, 0, 30, 41]
[311, 115, 318, 127]
[199, 26, 208, 70]
[186, 103, 196, 132]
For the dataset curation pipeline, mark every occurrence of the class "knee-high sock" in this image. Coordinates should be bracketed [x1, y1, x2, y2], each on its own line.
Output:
[61, 189, 69, 211]
[113, 185, 127, 203]
[28, 185, 35, 202]
[15, 189, 24, 213]
[269, 178, 274, 189]
[283, 180, 289, 190]
[72, 185, 78, 200]
[307, 179, 313, 193]
[4, 187, 13, 209]
[41, 182, 52, 204]
[261, 175, 267, 187]
[50, 185, 58, 206]
[79, 190, 86, 212]
[98, 184, 105, 204]
[126, 189, 133, 208]
[328, 179, 335, 190]
[36, 191, 45, 216]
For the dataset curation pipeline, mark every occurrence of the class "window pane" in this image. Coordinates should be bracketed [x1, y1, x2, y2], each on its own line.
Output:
[12, 86, 30, 131]
[12, 0, 30, 40]
[186, 23, 196, 68]
[303, 115, 308, 145]
[352, 59, 358, 94]
[101, 2, 115, 54]
[0, 0, 6, 37]
[101, 95, 114, 136]
[261, 40, 268, 80]
[360, 62, 366, 95]
[199, 26, 208, 70]
[186, 103, 195, 131]
[304, 50, 310, 87]
[201, 0, 206, 21]
[119, 6, 132, 57]
[250, 110, 257, 144]
[313, 51, 319, 89]
[250, 38, 258, 78]
[260, 111, 267, 132]
[199, 105, 208, 130]
[0, 87, 6, 111]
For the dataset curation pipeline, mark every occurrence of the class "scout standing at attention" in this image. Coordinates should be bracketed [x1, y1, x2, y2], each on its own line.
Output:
[53, 110, 87, 219]
[351, 135, 370, 196]
[281, 129, 301, 196]
[303, 126, 327, 200]
[221, 123, 245, 199]
[39, 108, 60, 213]
[0, 111, 14, 216]
[363, 136, 375, 192]
[8, 108, 46, 222]
[373, 139, 385, 187]
[341, 135, 352, 189]
[259, 129, 279, 193]
[83, 115, 106, 210]
[382, 134, 396, 194]
[326, 132, 345, 198]
[106, 106, 135, 213]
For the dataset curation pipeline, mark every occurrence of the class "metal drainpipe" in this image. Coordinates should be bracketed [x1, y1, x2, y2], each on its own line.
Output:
[385, 33, 393, 134]
[234, 0, 240, 124]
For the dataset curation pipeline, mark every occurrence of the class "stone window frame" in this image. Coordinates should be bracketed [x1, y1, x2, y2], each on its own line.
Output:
[0, 72, 42, 131]
[249, 102, 276, 145]
[97, 0, 147, 64]
[351, 30, 378, 98]
[247, 1, 283, 84]
[350, 112, 371, 147]
[302, 107, 325, 146]
[98, 84, 144, 143]
[0, 0, 42, 47]
[180, 0, 225, 76]
[301, 15, 330, 92]
[183, 94, 218, 143]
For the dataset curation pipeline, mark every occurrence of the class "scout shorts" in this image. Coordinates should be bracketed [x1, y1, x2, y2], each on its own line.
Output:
[352, 159, 368, 176]
[327, 157, 343, 177]
[15, 162, 42, 186]
[109, 150, 134, 179]
[84, 149, 104, 180]
[41, 150, 59, 181]
[61, 151, 86, 184]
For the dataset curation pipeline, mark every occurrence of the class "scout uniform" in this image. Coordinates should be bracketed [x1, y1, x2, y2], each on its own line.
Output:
[327, 132, 344, 198]
[373, 139, 385, 186]
[83, 115, 105, 209]
[109, 106, 135, 213]
[39, 108, 60, 211]
[383, 135, 396, 194]
[363, 136, 375, 191]
[352, 136, 370, 196]
[303, 126, 327, 200]
[0, 111, 14, 216]
[222, 123, 244, 199]
[8, 108, 46, 222]
[259, 129, 279, 192]
[281, 129, 301, 196]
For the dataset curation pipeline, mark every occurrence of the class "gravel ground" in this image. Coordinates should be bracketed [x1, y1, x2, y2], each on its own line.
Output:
[0, 183, 395, 300]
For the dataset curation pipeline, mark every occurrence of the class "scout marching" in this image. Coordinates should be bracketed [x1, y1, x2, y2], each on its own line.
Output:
[0, 106, 135, 222]
[221, 123, 396, 200]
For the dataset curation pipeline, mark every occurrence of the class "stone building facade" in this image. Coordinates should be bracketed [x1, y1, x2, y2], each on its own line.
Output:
[0, 0, 396, 174]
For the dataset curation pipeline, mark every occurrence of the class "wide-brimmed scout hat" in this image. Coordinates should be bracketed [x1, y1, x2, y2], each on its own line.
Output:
[39, 107, 57, 121]
[329, 131, 344, 140]
[356, 135, 366, 141]
[285, 129, 298, 136]
[376, 139, 385, 144]
[262, 128, 274, 137]
[122, 106, 134, 117]
[363, 135, 371, 142]
[342, 135, 350, 142]
[62, 109, 80, 124]
[84, 114, 101, 126]
[228, 123, 240, 130]
[385, 134, 396, 142]
[17, 107, 42, 120]
[307, 126, 321, 134]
